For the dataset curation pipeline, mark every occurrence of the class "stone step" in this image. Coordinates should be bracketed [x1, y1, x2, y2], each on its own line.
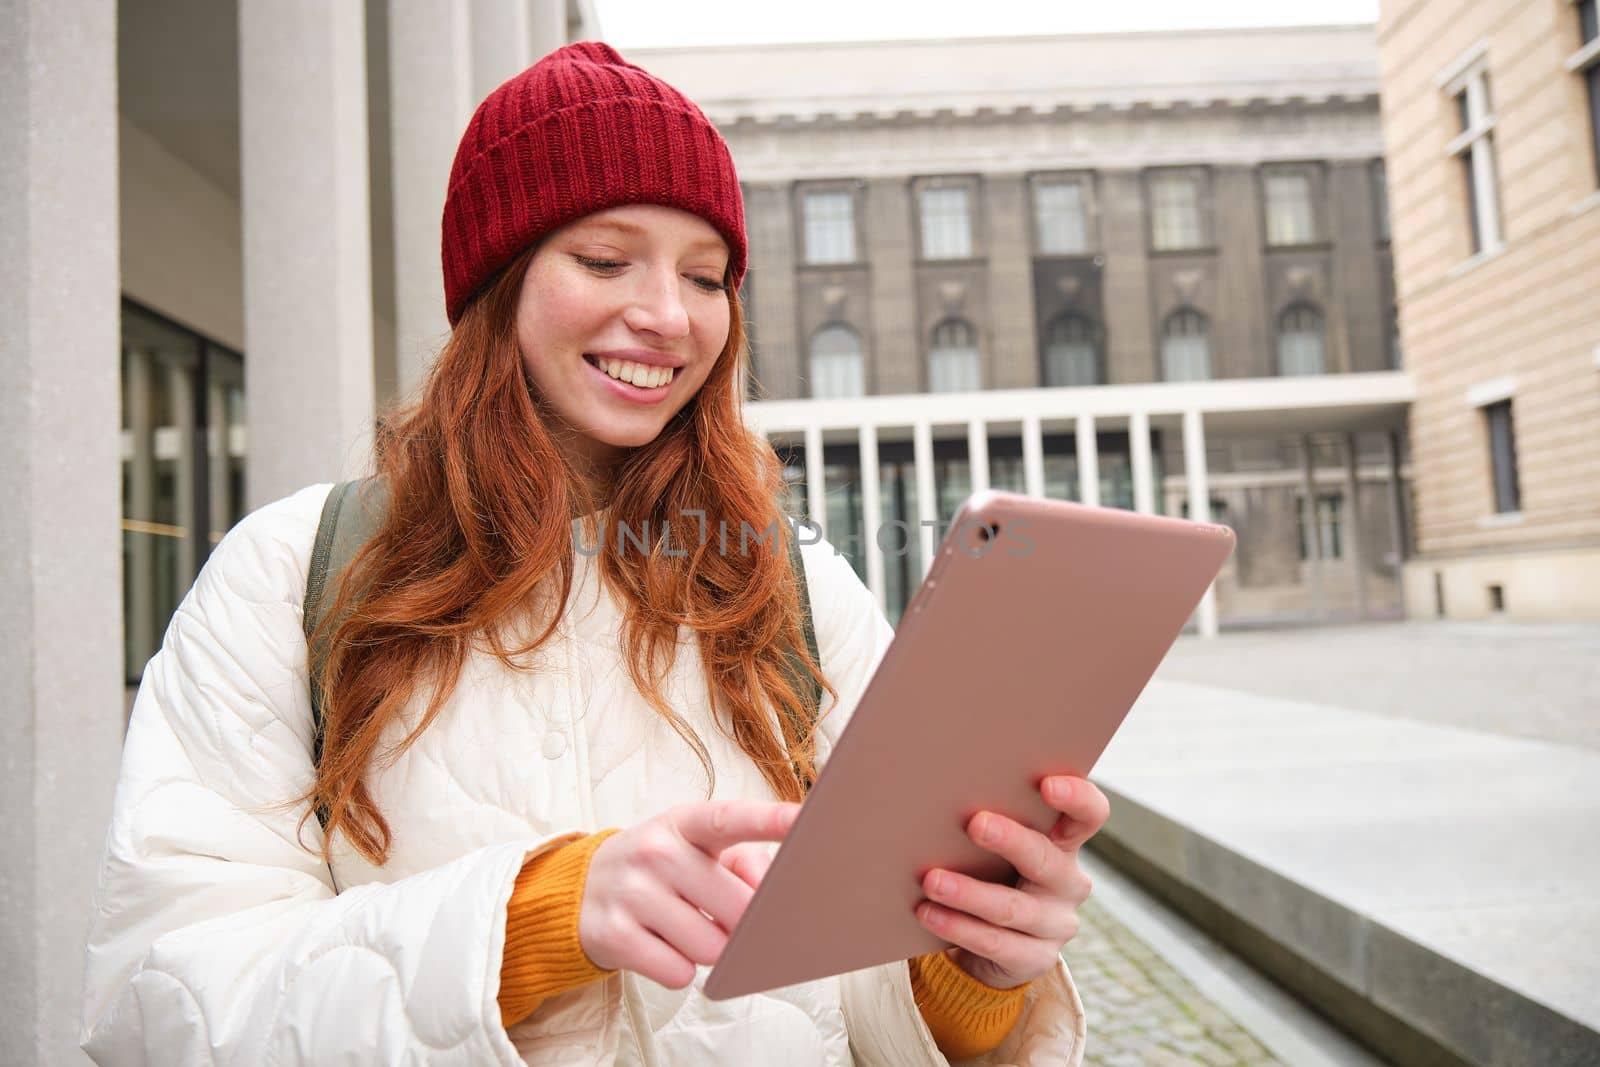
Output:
[1088, 679, 1600, 1067]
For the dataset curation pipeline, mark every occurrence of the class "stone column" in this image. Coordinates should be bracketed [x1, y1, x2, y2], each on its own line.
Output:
[469, 0, 531, 102]
[528, 0, 567, 61]
[863, 178, 919, 395]
[984, 174, 1038, 389]
[387, 0, 473, 398]
[1099, 170, 1157, 383]
[0, 1, 124, 1061]
[240, 0, 378, 506]
[744, 182, 802, 397]
[1183, 411, 1219, 637]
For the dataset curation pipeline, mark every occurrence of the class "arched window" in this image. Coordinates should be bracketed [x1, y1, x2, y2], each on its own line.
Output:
[1043, 313, 1100, 387]
[1161, 308, 1211, 382]
[809, 324, 865, 399]
[1277, 304, 1325, 376]
[928, 318, 981, 393]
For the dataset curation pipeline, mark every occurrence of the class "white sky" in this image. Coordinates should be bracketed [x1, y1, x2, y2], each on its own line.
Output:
[594, 0, 1380, 49]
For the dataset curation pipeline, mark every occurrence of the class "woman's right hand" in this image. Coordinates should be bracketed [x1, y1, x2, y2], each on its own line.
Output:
[577, 800, 801, 989]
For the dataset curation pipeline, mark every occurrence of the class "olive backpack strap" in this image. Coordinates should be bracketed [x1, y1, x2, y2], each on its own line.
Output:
[302, 477, 390, 826]
[783, 515, 823, 791]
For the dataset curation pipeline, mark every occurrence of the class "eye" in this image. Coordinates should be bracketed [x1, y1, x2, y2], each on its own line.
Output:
[688, 275, 729, 294]
[574, 254, 625, 274]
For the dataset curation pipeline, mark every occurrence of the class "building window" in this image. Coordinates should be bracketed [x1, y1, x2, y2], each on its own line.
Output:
[1443, 58, 1502, 255]
[1574, 0, 1600, 186]
[1160, 308, 1212, 381]
[121, 300, 247, 685]
[1263, 171, 1317, 246]
[919, 186, 973, 259]
[1034, 179, 1090, 254]
[1277, 304, 1326, 376]
[1373, 160, 1391, 242]
[1149, 172, 1207, 251]
[802, 191, 856, 264]
[1298, 494, 1344, 560]
[808, 324, 865, 398]
[1485, 399, 1522, 513]
[928, 318, 981, 392]
[1043, 313, 1100, 387]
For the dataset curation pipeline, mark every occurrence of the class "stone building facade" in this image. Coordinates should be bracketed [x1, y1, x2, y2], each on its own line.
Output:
[641, 26, 1412, 624]
[1377, 0, 1600, 620]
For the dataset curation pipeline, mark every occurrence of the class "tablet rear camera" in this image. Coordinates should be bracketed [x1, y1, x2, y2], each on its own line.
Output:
[977, 522, 1001, 543]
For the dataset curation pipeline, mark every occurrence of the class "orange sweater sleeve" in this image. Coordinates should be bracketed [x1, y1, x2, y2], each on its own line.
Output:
[497, 829, 621, 1029]
[909, 948, 1032, 1059]
[498, 829, 1029, 1056]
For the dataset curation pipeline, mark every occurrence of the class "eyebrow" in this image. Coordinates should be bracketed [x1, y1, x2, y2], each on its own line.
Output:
[575, 216, 728, 256]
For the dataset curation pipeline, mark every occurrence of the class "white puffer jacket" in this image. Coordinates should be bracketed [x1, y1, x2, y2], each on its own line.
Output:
[81, 483, 1087, 1065]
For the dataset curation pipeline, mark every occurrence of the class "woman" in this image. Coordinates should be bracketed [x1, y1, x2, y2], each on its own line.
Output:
[81, 42, 1104, 1065]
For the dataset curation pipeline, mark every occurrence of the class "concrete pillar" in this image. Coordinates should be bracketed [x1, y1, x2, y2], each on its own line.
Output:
[1343, 432, 1369, 620]
[1075, 413, 1100, 507]
[1183, 410, 1219, 637]
[1099, 170, 1157, 383]
[469, 0, 531, 102]
[983, 175, 1039, 389]
[913, 421, 937, 576]
[1021, 414, 1045, 499]
[387, 0, 472, 398]
[529, 0, 567, 61]
[1300, 434, 1326, 619]
[859, 424, 885, 613]
[864, 178, 919, 395]
[1130, 411, 1156, 514]
[0, 1, 124, 1061]
[744, 183, 801, 397]
[240, 1, 378, 506]
[967, 419, 990, 494]
[804, 423, 826, 538]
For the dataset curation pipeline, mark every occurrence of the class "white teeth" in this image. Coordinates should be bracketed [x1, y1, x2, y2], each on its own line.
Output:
[598, 357, 673, 388]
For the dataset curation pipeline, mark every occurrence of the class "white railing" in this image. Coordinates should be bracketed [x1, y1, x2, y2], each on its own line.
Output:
[746, 372, 1416, 637]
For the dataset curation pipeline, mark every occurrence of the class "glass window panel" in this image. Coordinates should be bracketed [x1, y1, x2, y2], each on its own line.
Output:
[1277, 305, 1325, 376]
[1161, 309, 1212, 381]
[1486, 400, 1522, 513]
[803, 191, 855, 264]
[919, 187, 972, 260]
[1043, 314, 1099, 387]
[1034, 181, 1088, 254]
[1150, 174, 1204, 250]
[1264, 173, 1317, 246]
[928, 318, 980, 392]
[809, 324, 865, 398]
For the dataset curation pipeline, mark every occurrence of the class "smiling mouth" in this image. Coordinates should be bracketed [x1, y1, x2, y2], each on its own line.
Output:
[583, 354, 678, 390]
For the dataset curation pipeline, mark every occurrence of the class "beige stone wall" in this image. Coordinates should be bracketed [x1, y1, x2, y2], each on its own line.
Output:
[1378, 0, 1600, 619]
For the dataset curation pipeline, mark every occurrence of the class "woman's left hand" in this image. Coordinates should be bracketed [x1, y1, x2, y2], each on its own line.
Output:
[915, 774, 1110, 989]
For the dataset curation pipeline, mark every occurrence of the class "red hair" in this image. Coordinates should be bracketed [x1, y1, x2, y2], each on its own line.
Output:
[302, 245, 836, 864]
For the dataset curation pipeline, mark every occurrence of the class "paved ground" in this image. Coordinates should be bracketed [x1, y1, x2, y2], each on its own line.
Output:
[1070, 897, 1282, 1067]
[1155, 620, 1600, 751]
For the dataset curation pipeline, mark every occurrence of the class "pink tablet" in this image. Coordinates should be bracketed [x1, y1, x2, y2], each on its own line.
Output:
[703, 489, 1235, 1000]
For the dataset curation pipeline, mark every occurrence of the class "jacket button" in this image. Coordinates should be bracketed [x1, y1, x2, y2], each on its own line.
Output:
[541, 731, 567, 759]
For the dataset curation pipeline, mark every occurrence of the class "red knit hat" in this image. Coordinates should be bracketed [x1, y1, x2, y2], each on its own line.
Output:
[440, 41, 746, 326]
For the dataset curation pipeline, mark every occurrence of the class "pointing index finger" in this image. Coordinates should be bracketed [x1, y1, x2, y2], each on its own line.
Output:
[677, 801, 801, 856]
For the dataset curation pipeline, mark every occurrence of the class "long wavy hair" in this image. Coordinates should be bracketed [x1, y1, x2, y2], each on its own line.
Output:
[300, 243, 837, 864]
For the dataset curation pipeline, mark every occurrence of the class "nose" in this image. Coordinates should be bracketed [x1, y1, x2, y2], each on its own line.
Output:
[621, 265, 691, 341]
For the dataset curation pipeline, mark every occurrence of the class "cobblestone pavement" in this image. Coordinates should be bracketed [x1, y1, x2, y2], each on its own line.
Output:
[1067, 897, 1280, 1067]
